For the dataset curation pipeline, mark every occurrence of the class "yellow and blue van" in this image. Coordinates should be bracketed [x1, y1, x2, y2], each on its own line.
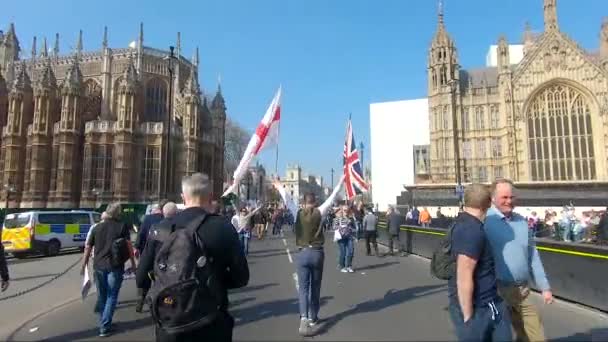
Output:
[1, 210, 101, 258]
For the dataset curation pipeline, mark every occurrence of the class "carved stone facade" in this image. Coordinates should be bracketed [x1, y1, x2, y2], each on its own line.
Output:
[427, 0, 608, 184]
[0, 23, 226, 208]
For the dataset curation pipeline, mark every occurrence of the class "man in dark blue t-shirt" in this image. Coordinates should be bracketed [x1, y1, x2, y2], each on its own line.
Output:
[448, 184, 511, 342]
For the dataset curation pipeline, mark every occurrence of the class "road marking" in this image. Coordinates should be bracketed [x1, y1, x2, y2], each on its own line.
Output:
[286, 248, 293, 263]
[292, 272, 299, 292]
[282, 238, 287, 246]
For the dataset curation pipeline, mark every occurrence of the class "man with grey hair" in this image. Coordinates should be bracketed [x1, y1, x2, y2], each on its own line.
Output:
[138, 173, 249, 342]
[82, 203, 136, 337]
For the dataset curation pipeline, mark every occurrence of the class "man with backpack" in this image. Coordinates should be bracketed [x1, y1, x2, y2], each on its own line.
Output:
[446, 184, 511, 341]
[81, 203, 136, 337]
[137, 173, 249, 342]
[135, 202, 178, 313]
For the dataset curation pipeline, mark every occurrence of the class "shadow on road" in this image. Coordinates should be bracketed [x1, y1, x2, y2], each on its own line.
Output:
[230, 282, 278, 294]
[7, 249, 82, 265]
[316, 285, 446, 335]
[550, 328, 608, 342]
[37, 316, 153, 342]
[355, 261, 399, 272]
[11, 273, 60, 281]
[229, 297, 256, 308]
[232, 296, 334, 326]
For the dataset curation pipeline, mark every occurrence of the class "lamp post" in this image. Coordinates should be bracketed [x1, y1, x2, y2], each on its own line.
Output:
[92, 187, 101, 209]
[449, 80, 463, 207]
[4, 184, 15, 211]
[164, 46, 177, 201]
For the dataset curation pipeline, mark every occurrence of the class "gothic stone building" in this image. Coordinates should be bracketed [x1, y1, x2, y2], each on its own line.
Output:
[0, 23, 226, 208]
[427, 0, 608, 185]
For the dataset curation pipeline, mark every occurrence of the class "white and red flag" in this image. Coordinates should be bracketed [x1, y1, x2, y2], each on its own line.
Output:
[343, 119, 368, 200]
[222, 87, 282, 197]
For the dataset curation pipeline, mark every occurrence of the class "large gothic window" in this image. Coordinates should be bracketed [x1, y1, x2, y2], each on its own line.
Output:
[527, 84, 595, 181]
[145, 79, 168, 122]
[82, 80, 102, 122]
[83, 144, 113, 191]
[140, 145, 160, 196]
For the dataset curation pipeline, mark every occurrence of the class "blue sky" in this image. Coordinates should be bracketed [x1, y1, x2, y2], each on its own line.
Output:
[4, 0, 606, 184]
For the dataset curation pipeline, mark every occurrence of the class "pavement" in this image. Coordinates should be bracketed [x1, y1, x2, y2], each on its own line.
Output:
[7, 232, 608, 341]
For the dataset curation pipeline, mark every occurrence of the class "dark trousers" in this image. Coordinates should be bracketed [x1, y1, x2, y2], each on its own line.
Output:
[448, 299, 512, 342]
[295, 247, 324, 321]
[155, 311, 234, 342]
[364, 231, 378, 255]
[388, 233, 402, 254]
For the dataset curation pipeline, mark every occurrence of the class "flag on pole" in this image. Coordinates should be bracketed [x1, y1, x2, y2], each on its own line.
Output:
[223, 87, 282, 197]
[343, 119, 368, 200]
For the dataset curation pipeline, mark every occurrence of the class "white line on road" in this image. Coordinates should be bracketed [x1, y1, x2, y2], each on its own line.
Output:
[286, 248, 293, 263]
[282, 238, 287, 246]
[292, 272, 299, 292]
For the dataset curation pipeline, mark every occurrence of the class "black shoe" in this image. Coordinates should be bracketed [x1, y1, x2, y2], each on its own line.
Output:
[135, 300, 144, 313]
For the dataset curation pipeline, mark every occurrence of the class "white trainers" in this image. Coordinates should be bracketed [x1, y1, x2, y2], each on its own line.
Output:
[308, 318, 318, 327]
[347, 267, 355, 273]
[340, 268, 348, 273]
[299, 318, 311, 336]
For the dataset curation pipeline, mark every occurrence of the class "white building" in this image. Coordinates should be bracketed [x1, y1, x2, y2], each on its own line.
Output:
[485, 44, 524, 67]
[283, 164, 325, 202]
[369, 98, 429, 211]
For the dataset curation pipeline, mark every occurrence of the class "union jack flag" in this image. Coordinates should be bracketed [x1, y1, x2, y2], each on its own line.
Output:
[343, 119, 368, 200]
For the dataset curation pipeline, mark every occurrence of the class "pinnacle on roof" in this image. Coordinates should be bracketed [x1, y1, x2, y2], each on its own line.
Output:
[36, 59, 57, 90]
[211, 82, 225, 110]
[120, 55, 139, 89]
[431, 0, 454, 47]
[184, 66, 200, 96]
[3, 23, 20, 51]
[62, 57, 83, 91]
[40, 37, 48, 58]
[12, 61, 31, 91]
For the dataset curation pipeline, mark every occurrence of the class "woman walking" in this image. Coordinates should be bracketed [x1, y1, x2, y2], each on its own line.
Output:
[334, 205, 356, 273]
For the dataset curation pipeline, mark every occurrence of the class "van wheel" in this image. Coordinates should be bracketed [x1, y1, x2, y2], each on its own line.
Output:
[13, 252, 29, 259]
[47, 240, 61, 257]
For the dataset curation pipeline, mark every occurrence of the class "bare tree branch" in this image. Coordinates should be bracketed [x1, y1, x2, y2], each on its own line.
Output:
[224, 117, 250, 180]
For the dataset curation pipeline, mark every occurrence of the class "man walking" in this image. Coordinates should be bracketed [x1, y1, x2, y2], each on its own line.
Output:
[139, 173, 249, 342]
[81, 203, 136, 337]
[485, 179, 553, 342]
[135, 200, 167, 257]
[448, 184, 511, 342]
[362, 207, 379, 256]
[273, 176, 343, 337]
[0, 241, 9, 292]
[134, 202, 178, 313]
[386, 206, 405, 256]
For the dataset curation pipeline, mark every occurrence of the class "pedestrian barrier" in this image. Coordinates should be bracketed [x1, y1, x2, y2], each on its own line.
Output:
[376, 221, 608, 312]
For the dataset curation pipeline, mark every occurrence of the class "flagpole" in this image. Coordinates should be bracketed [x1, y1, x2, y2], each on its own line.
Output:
[275, 85, 282, 177]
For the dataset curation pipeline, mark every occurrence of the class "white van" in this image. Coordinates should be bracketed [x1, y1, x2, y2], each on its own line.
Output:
[1, 210, 101, 258]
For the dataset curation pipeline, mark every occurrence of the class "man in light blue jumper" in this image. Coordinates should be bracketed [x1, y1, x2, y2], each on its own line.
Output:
[485, 179, 554, 342]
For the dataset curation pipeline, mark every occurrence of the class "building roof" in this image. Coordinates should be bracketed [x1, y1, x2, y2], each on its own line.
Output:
[459, 67, 498, 89]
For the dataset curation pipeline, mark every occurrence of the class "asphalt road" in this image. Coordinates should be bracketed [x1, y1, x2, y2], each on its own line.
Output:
[7, 232, 608, 341]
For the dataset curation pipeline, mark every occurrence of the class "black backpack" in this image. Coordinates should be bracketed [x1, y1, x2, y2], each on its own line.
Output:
[110, 223, 131, 268]
[430, 223, 456, 280]
[149, 214, 223, 335]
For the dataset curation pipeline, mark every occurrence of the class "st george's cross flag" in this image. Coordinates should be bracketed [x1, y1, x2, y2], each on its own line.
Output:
[343, 119, 368, 200]
[223, 87, 282, 197]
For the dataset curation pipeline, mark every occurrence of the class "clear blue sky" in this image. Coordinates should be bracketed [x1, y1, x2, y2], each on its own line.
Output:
[4, 0, 606, 184]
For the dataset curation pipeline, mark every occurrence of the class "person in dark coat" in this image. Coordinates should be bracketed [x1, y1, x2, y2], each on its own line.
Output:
[386, 206, 406, 256]
[597, 208, 608, 244]
[135, 199, 168, 255]
[0, 242, 9, 291]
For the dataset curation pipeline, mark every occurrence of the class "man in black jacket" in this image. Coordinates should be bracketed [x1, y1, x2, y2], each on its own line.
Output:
[136, 173, 249, 342]
[0, 243, 9, 291]
[386, 206, 406, 257]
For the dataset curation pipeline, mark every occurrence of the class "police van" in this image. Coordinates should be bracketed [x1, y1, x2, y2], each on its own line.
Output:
[1, 210, 101, 258]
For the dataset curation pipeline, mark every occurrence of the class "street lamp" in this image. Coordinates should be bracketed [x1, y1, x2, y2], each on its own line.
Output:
[163, 46, 178, 201]
[92, 187, 101, 209]
[4, 184, 15, 211]
[448, 80, 463, 208]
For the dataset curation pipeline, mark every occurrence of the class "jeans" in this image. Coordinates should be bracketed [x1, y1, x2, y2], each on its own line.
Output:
[94, 269, 125, 333]
[239, 232, 250, 256]
[448, 299, 512, 342]
[561, 221, 573, 241]
[337, 237, 354, 268]
[388, 233, 402, 254]
[295, 248, 324, 321]
[364, 231, 379, 255]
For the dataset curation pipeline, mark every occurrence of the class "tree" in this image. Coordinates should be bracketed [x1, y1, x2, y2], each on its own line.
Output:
[224, 117, 250, 180]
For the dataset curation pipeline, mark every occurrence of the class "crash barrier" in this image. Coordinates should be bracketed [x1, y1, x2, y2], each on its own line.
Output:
[376, 220, 608, 312]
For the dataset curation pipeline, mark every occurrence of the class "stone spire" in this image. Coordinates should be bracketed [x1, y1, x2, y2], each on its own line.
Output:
[184, 64, 200, 96]
[600, 17, 608, 59]
[76, 30, 83, 57]
[497, 35, 510, 71]
[40, 37, 48, 58]
[62, 58, 82, 94]
[138, 22, 144, 49]
[31, 36, 37, 61]
[211, 82, 225, 111]
[102, 26, 108, 50]
[544, 0, 559, 32]
[53, 33, 59, 57]
[12, 61, 31, 91]
[120, 56, 139, 91]
[3, 23, 20, 59]
[193, 46, 199, 69]
[176, 32, 181, 58]
[36, 58, 57, 90]
[432, 0, 453, 47]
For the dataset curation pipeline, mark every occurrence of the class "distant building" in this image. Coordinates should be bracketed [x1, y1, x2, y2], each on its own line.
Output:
[238, 163, 266, 203]
[282, 164, 325, 202]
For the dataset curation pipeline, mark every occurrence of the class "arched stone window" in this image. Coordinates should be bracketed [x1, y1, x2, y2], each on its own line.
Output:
[82, 79, 102, 122]
[145, 78, 168, 122]
[527, 83, 595, 181]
